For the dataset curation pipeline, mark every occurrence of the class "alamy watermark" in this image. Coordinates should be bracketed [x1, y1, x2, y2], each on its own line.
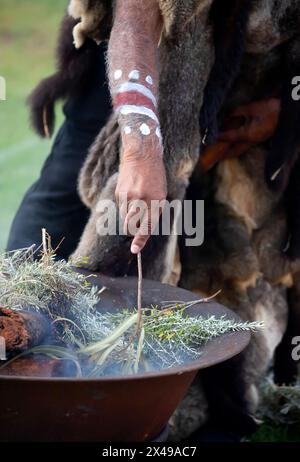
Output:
[291, 336, 300, 361]
[292, 76, 300, 101]
[0, 76, 6, 101]
[95, 197, 205, 247]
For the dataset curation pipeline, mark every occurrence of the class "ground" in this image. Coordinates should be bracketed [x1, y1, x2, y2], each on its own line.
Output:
[0, 0, 298, 443]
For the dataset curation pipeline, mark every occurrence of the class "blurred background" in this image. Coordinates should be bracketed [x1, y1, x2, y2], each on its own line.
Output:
[0, 0, 65, 250]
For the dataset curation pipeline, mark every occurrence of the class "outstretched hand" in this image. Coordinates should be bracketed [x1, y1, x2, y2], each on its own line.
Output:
[116, 149, 167, 254]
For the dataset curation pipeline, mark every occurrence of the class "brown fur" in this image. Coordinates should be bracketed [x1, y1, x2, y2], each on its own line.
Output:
[28, 13, 101, 138]
[180, 145, 300, 434]
[68, 1, 214, 47]
[78, 114, 120, 208]
[28, 0, 300, 438]
[68, 0, 112, 48]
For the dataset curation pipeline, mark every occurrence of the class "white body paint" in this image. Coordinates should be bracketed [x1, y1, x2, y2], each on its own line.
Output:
[155, 127, 162, 141]
[115, 82, 157, 107]
[140, 123, 151, 136]
[114, 69, 123, 80]
[118, 105, 159, 124]
[128, 70, 140, 80]
[146, 75, 153, 85]
[112, 71, 161, 143]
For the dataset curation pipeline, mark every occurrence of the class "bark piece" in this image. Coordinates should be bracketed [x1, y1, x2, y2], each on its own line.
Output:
[0, 308, 50, 353]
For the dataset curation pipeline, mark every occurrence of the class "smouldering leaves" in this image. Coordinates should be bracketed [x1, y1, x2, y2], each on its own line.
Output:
[0, 247, 263, 376]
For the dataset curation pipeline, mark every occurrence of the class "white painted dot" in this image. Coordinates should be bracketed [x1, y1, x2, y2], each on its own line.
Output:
[146, 75, 153, 85]
[140, 123, 151, 136]
[156, 127, 162, 140]
[129, 70, 140, 80]
[124, 126, 132, 135]
[114, 69, 123, 80]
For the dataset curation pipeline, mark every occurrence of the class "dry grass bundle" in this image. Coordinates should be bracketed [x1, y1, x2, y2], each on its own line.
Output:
[0, 233, 263, 376]
[0, 234, 102, 347]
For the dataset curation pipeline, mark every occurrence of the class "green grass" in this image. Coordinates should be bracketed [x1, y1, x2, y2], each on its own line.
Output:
[0, 0, 66, 250]
[251, 423, 300, 443]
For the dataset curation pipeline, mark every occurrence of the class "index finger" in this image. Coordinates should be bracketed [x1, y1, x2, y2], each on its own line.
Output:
[130, 217, 151, 254]
[131, 234, 151, 254]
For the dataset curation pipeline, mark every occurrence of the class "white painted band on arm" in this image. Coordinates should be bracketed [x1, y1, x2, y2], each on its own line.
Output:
[118, 105, 159, 124]
[115, 82, 157, 107]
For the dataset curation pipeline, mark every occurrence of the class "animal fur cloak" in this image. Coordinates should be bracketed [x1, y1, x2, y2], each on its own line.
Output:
[29, 0, 300, 437]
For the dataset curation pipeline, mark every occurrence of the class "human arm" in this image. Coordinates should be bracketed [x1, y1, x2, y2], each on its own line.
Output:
[107, 0, 166, 254]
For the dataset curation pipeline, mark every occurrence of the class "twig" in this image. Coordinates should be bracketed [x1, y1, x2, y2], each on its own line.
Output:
[136, 252, 143, 335]
[25, 243, 43, 261]
[134, 327, 145, 373]
[53, 237, 66, 255]
[42, 228, 47, 255]
[41, 228, 49, 266]
[160, 289, 222, 313]
[41, 228, 53, 266]
[202, 289, 222, 302]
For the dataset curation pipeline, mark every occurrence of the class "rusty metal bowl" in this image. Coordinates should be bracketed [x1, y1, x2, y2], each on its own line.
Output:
[0, 273, 250, 442]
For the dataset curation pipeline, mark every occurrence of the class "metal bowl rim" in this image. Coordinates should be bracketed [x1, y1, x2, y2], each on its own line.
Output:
[0, 331, 250, 382]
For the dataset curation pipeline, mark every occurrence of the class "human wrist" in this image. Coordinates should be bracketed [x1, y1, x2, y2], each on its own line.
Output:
[122, 135, 163, 164]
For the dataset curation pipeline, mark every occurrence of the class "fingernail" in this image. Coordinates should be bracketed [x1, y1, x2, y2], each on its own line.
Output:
[131, 244, 140, 254]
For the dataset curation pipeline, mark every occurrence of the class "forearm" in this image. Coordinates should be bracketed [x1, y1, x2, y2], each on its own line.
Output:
[108, 0, 163, 161]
